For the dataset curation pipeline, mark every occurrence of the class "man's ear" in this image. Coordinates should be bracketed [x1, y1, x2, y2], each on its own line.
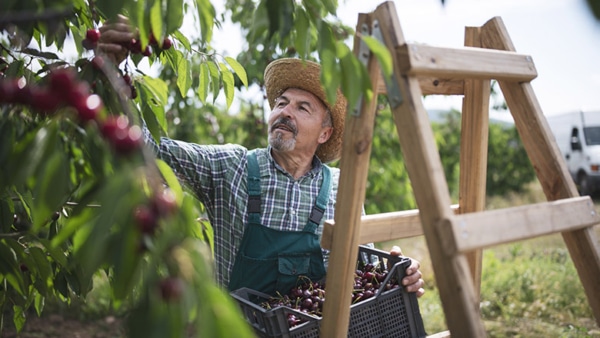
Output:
[318, 126, 333, 145]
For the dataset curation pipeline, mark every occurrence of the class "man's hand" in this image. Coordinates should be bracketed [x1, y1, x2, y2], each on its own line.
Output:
[98, 15, 136, 65]
[390, 245, 425, 298]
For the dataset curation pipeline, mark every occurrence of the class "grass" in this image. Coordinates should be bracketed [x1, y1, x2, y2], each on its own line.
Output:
[377, 181, 600, 337]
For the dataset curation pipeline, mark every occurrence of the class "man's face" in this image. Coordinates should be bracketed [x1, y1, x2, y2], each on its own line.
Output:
[268, 88, 333, 158]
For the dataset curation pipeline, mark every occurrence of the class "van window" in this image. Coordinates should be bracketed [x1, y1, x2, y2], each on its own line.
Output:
[583, 127, 600, 146]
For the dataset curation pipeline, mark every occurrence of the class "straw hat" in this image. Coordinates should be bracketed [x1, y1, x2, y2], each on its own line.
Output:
[264, 58, 347, 163]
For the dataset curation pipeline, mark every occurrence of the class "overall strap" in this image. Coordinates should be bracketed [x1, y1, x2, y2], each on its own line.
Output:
[304, 165, 332, 233]
[246, 150, 262, 224]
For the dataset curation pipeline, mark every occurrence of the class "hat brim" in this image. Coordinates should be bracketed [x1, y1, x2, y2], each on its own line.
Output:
[264, 58, 347, 163]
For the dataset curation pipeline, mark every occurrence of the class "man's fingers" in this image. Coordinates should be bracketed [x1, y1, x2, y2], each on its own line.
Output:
[389, 245, 403, 256]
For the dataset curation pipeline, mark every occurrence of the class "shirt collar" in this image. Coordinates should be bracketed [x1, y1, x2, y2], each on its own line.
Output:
[266, 145, 323, 179]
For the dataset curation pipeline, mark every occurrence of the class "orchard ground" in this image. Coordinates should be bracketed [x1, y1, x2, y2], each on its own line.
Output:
[3, 182, 600, 338]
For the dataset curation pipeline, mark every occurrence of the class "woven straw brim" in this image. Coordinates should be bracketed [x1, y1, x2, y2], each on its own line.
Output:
[264, 58, 347, 163]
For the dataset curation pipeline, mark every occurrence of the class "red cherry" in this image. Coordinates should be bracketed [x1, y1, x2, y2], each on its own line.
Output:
[49, 68, 76, 91]
[100, 115, 129, 139]
[162, 38, 173, 50]
[82, 38, 95, 50]
[112, 125, 142, 154]
[129, 39, 142, 54]
[86, 29, 101, 43]
[30, 87, 62, 113]
[151, 189, 178, 217]
[134, 205, 159, 234]
[122, 74, 132, 85]
[74, 94, 103, 122]
[142, 45, 152, 57]
[159, 277, 185, 302]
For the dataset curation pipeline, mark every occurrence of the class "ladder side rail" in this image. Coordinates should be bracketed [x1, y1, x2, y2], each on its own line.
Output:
[374, 2, 486, 336]
[319, 12, 383, 338]
[459, 25, 491, 298]
[480, 16, 600, 326]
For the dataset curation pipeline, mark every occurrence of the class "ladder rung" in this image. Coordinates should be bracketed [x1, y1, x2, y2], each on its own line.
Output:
[321, 205, 459, 250]
[440, 196, 599, 254]
[396, 43, 538, 82]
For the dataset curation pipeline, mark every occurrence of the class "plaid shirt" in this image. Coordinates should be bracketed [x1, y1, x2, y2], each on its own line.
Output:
[144, 134, 339, 287]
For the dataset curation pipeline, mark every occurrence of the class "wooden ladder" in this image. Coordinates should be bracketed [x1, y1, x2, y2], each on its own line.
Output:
[319, 1, 600, 337]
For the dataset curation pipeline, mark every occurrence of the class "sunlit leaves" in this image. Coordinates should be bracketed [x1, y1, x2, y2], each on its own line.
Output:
[196, 0, 216, 43]
[225, 57, 248, 88]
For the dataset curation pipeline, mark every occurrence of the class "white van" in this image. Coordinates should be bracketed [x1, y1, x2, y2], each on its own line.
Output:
[546, 111, 600, 196]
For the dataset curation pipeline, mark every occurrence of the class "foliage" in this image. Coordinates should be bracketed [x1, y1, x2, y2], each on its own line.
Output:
[0, 0, 381, 336]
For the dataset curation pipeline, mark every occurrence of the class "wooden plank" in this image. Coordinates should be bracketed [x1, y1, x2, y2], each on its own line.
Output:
[480, 16, 600, 326]
[376, 76, 465, 95]
[373, 2, 487, 337]
[321, 205, 460, 249]
[441, 197, 600, 253]
[319, 12, 382, 338]
[395, 43, 537, 82]
[459, 26, 490, 298]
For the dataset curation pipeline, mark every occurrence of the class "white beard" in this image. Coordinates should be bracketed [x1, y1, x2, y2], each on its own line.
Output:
[269, 130, 296, 152]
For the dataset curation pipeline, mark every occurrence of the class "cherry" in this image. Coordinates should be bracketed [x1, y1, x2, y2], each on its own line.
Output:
[49, 69, 76, 93]
[162, 38, 173, 50]
[51, 211, 61, 222]
[74, 94, 103, 122]
[122, 74, 132, 85]
[82, 38, 96, 51]
[134, 205, 159, 234]
[142, 45, 152, 57]
[86, 29, 101, 43]
[151, 189, 178, 217]
[100, 115, 130, 139]
[30, 87, 62, 113]
[159, 276, 185, 302]
[112, 125, 143, 154]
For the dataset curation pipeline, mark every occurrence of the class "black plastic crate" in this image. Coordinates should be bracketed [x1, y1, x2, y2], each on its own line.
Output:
[230, 245, 427, 338]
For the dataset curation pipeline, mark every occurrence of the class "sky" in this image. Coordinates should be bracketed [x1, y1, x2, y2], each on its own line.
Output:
[210, 0, 600, 122]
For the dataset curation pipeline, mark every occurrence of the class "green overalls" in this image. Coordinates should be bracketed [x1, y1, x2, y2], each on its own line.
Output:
[228, 151, 332, 296]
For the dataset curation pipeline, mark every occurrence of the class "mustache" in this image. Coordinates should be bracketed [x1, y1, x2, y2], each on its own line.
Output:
[270, 117, 297, 135]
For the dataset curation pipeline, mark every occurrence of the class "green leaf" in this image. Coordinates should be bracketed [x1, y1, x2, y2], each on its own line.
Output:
[321, 0, 337, 15]
[0, 241, 25, 295]
[293, 8, 310, 58]
[221, 64, 235, 109]
[32, 148, 70, 230]
[12, 305, 26, 333]
[176, 51, 192, 97]
[206, 60, 221, 103]
[0, 198, 14, 233]
[265, 0, 281, 38]
[173, 30, 191, 52]
[196, 0, 215, 43]
[155, 160, 183, 203]
[150, 0, 164, 40]
[361, 35, 393, 77]
[166, 0, 184, 35]
[225, 57, 248, 87]
[95, 0, 123, 20]
[198, 62, 210, 104]
[142, 76, 169, 105]
[29, 247, 52, 295]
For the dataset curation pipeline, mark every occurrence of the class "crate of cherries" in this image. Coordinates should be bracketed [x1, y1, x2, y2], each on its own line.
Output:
[230, 245, 427, 338]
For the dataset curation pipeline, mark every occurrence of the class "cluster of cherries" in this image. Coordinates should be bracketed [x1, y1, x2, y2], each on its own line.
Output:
[82, 27, 172, 100]
[83, 28, 173, 56]
[0, 68, 143, 155]
[132, 188, 184, 302]
[133, 188, 178, 236]
[261, 261, 400, 328]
